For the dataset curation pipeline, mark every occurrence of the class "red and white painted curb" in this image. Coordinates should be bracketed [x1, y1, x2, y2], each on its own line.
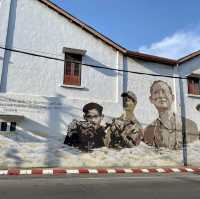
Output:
[0, 167, 199, 176]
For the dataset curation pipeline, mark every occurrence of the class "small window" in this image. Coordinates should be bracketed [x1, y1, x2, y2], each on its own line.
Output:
[1, 122, 7, 131]
[63, 48, 86, 86]
[10, 122, 16, 131]
[188, 76, 200, 95]
[196, 104, 200, 111]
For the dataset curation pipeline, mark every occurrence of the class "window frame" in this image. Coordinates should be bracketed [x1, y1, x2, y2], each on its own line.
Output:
[1, 122, 7, 131]
[187, 74, 200, 95]
[10, 122, 16, 131]
[63, 47, 86, 86]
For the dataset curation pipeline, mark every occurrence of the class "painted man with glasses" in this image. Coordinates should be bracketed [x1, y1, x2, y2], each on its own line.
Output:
[144, 80, 199, 150]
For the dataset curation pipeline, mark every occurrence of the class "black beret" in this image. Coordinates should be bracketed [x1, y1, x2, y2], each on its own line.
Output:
[83, 102, 103, 114]
[121, 91, 137, 102]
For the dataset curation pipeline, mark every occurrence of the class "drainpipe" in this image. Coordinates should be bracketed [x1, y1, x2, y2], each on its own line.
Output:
[116, 50, 119, 103]
[177, 63, 187, 166]
[0, 0, 17, 92]
[122, 55, 128, 93]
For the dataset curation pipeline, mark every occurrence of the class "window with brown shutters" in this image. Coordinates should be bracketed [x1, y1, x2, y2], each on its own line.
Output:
[188, 76, 200, 95]
[63, 48, 86, 86]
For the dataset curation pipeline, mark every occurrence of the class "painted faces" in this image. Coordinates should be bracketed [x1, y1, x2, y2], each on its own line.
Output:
[150, 81, 174, 112]
[84, 108, 103, 129]
[123, 97, 136, 112]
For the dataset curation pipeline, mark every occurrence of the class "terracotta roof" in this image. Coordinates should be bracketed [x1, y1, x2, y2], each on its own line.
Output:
[38, 0, 126, 53]
[178, 50, 200, 64]
[126, 51, 177, 66]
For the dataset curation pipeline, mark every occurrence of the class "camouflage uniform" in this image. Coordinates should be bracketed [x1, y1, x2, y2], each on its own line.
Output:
[105, 115, 143, 149]
[64, 119, 106, 152]
[144, 113, 199, 150]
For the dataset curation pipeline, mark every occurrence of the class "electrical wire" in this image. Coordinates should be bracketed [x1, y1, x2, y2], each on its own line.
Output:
[0, 45, 187, 80]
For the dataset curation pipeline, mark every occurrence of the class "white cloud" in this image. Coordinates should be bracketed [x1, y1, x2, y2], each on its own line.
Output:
[139, 29, 200, 59]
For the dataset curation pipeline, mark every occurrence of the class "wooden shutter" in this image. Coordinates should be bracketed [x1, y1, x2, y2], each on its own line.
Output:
[63, 53, 82, 86]
[188, 78, 195, 94]
[195, 81, 200, 95]
[188, 77, 200, 95]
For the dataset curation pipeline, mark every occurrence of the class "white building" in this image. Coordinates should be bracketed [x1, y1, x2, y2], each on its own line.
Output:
[0, 0, 199, 168]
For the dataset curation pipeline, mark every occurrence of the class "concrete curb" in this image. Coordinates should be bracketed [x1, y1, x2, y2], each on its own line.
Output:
[0, 167, 199, 176]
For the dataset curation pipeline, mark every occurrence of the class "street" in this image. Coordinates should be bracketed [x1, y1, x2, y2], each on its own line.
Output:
[0, 173, 199, 199]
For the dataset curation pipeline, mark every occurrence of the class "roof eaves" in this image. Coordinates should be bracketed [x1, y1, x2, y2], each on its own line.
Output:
[126, 51, 177, 66]
[178, 50, 200, 64]
[38, 0, 127, 53]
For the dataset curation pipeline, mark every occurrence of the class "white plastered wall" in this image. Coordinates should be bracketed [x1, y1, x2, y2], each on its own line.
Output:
[0, 0, 124, 138]
[178, 56, 200, 130]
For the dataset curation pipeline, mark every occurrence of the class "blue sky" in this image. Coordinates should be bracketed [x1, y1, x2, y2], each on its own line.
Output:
[50, 0, 200, 59]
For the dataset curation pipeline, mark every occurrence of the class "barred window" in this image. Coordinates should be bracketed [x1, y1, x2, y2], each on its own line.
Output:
[10, 122, 16, 131]
[1, 122, 7, 131]
[0, 122, 17, 132]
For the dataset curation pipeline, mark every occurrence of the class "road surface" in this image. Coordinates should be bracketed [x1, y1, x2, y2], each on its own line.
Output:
[0, 173, 199, 199]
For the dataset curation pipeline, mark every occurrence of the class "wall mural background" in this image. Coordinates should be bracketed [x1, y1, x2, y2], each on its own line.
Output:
[0, 80, 199, 168]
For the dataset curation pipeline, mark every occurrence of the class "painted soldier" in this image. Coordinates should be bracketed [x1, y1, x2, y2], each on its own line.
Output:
[144, 80, 199, 150]
[64, 102, 106, 152]
[105, 91, 143, 149]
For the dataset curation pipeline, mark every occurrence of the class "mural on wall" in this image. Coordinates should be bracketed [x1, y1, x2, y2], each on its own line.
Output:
[0, 81, 199, 168]
[143, 80, 199, 150]
[105, 91, 143, 149]
[64, 102, 106, 152]
[64, 91, 143, 151]
[0, 96, 61, 114]
[64, 80, 199, 153]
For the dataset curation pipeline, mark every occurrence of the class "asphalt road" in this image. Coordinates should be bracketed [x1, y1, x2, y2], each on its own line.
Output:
[0, 173, 200, 199]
